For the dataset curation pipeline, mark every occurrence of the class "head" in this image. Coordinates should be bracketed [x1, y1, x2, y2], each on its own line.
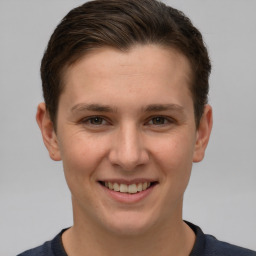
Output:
[37, 0, 213, 238]
[41, 0, 211, 130]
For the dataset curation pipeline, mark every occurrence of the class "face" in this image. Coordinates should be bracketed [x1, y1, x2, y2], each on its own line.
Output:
[37, 45, 212, 236]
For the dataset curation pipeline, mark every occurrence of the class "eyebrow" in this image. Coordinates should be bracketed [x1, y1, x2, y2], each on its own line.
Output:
[70, 103, 184, 114]
[143, 104, 185, 113]
[71, 103, 116, 113]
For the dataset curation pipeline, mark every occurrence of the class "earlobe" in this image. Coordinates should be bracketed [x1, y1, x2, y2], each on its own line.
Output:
[36, 103, 62, 161]
[193, 104, 213, 163]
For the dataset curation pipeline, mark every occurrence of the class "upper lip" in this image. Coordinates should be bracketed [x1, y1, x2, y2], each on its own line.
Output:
[98, 179, 158, 185]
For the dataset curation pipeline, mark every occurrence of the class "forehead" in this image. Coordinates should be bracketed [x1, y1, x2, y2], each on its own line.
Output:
[60, 45, 193, 108]
[65, 45, 191, 85]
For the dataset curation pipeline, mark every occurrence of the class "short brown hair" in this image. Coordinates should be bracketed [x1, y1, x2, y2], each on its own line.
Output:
[41, 0, 211, 129]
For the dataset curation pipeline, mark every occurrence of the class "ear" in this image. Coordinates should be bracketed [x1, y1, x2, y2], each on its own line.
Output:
[36, 102, 61, 161]
[193, 104, 213, 163]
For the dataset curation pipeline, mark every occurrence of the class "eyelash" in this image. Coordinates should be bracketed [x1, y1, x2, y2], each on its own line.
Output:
[80, 116, 109, 126]
[80, 115, 174, 127]
[146, 116, 174, 126]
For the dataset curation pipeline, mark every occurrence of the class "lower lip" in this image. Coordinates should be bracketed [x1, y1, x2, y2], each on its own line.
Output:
[100, 184, 155, 204]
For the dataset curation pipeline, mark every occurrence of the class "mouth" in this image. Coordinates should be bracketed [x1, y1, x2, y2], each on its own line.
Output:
[99, 181, 158, 194]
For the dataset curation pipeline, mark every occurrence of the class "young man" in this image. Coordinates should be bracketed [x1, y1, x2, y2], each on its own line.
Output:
[18, 0, 256, 255]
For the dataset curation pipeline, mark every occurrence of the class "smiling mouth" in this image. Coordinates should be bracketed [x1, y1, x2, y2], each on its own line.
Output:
[99, 181, 158, 194]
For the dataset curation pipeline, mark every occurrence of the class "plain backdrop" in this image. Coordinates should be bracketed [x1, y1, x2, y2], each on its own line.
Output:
[0, 0, 255, 255]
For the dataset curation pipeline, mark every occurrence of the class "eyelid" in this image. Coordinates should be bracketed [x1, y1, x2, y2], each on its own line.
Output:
[78, 115, 175, 127]
[80, 115, 111, 126]
[145, 115, 175, 125]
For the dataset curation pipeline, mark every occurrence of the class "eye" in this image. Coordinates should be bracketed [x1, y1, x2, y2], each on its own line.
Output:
[148, 116, 171, 125]
[81, 116, 108, 126]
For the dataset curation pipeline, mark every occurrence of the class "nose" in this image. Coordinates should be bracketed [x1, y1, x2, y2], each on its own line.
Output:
[108, 124, 149, 171]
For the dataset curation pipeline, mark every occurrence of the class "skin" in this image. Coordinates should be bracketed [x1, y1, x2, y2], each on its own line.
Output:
[37, 45, 212, 256]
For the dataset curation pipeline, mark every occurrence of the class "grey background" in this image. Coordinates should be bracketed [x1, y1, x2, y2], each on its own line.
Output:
[0, 0, 255, 255]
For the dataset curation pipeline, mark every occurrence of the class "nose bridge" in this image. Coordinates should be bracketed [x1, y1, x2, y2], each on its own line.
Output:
[109, 122, 148, 170]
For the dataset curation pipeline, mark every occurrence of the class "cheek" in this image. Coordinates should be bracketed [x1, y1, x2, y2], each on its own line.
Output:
[152, 133, 195, 184]
[58, 134, 109, 189]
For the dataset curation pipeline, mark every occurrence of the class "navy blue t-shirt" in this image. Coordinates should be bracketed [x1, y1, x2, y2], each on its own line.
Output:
[18, 222, 256, 256]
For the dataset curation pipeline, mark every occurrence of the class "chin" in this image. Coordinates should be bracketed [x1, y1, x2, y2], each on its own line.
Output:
[101, 211, 158, 237]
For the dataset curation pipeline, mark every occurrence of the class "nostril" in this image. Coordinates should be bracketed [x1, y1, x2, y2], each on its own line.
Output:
[108, 137, 149, 170]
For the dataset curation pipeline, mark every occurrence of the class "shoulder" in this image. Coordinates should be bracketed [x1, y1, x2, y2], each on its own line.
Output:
[17, 241, 53, 256]
[204, 234, 256, 256]
[17, 229, 68, 256]
[186, 221, 256, 256]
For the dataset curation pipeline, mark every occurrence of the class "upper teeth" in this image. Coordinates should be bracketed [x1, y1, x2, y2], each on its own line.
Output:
[104, 182, 151, 194]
